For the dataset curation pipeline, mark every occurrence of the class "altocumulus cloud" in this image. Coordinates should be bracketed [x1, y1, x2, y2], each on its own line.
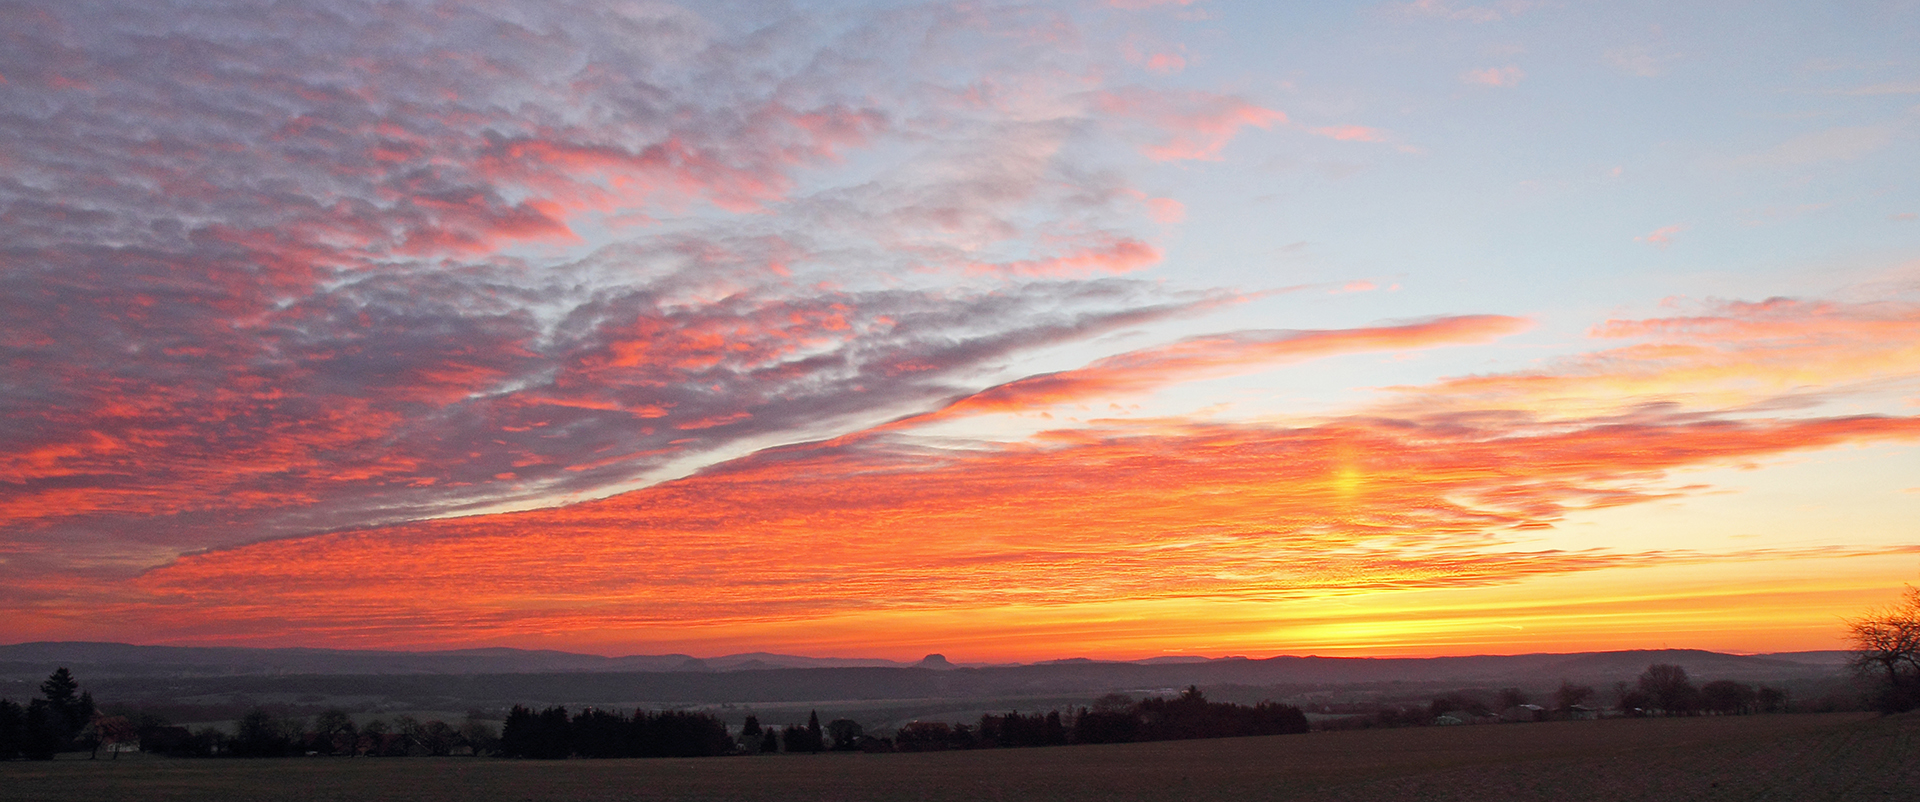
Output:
[0, 0, 1277, 581]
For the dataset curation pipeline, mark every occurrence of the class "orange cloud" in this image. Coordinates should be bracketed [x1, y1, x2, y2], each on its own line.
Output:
[1394, 297, 1920, 418]
[901, 315, 1529, 424]
[99, 409, 1920, 652]
[964, 237, 1162, 277]
[24, 295, 1920, 657]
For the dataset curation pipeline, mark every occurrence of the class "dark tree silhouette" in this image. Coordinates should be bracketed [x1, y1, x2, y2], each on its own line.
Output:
[827, 718, 864, 751]
[1064, 687, 1306, 744]
[38, 668, 78, 711]
[1134, 686, 1310, 741]
[360, 719, 398, 756]
[571, 708, 626, 758]
[0, 699, 22, 760]
[979, 710, 1068, 748]
[778, 712, 825, 753]
[893, 721, 958, 751]
[1756, 685, 1789, 713]
[22, 699, 62, 760]
[1847, 585, 1920, 712]
[1700, 680, 1757, 714]
[1637, 664, 1697, 714]
[1071, 707, 1139, 744]
[779, 723, 807, 753]
[313, 709, 357, 755]
[230, 708, 295, 757]
[36, 668, 92, 747]
[500, 705, 573, 759]
[1552, 681, 1595, 712]
[135, 713, 224, 757]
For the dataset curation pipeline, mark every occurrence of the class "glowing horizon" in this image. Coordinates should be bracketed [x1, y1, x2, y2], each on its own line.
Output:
[3, 0, 1918, 663]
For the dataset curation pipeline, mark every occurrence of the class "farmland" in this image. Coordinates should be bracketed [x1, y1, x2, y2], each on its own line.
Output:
[3, 712, 1912, 801]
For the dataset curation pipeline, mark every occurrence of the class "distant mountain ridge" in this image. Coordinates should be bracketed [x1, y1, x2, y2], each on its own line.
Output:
[0, 643, 1859, 720]
[0, 641, 1853, 684]
[0, 641, 913, 678]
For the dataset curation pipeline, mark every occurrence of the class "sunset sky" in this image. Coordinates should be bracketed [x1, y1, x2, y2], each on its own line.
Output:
[3, 0, 1919, 662]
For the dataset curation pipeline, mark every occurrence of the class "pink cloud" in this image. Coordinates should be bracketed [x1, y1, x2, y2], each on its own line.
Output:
[1094, 88, 1286, 161]
[1118, 33, 1188, 74]
[1463, 65, 1524, 87]
[1146, 197, 1186, 223]
[1146, 53, 1188, 73]
[1637, 224, 1685, 248]
[965, 237, 1163, 277]
[1310, 125, 1390, 143]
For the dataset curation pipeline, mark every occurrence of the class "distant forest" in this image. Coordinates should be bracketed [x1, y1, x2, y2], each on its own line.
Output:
[0, 662, 1836, 761]
[495, 685, 1310, 758]
[1, 668, 1311, 760]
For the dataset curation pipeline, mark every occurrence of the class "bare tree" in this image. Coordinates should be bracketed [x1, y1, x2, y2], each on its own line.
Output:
[312, 709, 356, 755]
[1637, 664, 1696, 714]
[1847, 585, 1920, 712]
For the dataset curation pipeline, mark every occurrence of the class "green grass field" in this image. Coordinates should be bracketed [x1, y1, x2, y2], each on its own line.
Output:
[3, 713, 1912, 801]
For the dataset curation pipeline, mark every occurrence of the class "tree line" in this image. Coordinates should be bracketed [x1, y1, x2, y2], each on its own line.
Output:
[0, 668, 96, 760]
[1329, 663, 1794, 731]
[0, 667, 500, 760]
[500, 706, 732, 758]
[1609, 664, 1789, 716]
[1, 668, 1307, 761]
[11, 640, 1906, 761]
[498, 686, 1307, 759]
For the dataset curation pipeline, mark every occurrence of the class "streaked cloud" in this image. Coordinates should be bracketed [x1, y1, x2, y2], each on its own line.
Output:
[22, 296, 1920, 650]
[1386, 296, 1920, 419]
[894, 315, 1529, 426]
[89, 366, 1920, 648]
